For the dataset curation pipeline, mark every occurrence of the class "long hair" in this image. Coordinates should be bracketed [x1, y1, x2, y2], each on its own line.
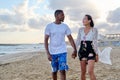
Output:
[85, 14, 94, 27]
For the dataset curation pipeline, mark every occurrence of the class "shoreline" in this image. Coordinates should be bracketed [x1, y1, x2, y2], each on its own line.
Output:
[0, 46, 120, 65]
[0, 51, 44, 65]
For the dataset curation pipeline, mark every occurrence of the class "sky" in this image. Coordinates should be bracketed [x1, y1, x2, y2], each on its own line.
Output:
[0, 0, 120, 44]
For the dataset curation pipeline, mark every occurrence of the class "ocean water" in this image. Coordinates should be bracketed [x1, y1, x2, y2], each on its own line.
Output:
[0, 41, 119, 56]
[0, 44, 45, 55]
[98, 41, 120, 47]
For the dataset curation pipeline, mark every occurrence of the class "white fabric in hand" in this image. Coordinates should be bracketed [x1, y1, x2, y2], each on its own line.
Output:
[98, 47, 112, 65]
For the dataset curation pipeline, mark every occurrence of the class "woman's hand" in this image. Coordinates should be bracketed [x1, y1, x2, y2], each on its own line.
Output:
[71, 50, 77, 59]
[95, 55, 99, 62]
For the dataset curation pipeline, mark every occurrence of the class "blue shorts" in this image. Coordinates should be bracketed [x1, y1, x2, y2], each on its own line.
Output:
[50, 52, 69, 72]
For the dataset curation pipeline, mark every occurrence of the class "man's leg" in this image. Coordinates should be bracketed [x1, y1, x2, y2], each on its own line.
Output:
[60, 70, 66, 80]
[51, 55, 58, 80]
[59, 53, 68, 80]
[52, 72, 58, 80]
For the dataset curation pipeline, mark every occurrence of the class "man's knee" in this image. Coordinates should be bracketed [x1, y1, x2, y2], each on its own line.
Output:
[60, 70, 66, 75]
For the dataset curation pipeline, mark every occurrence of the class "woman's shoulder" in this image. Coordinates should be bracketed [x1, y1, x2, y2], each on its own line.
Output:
[92, 27, 98, 31]
[93, 27, 97, 29]
[79, 27, 84, 31]
[91, 27, 98, 34]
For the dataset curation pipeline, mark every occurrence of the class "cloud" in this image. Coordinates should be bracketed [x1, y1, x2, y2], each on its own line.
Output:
[0, 0, 119, 35]
[0, 0, 29, 25]
[111, 24, 120, 33]
[66, 8, 99, 21]
[95, 22, 111, 34]
[96, 22, 110, 29]
[48, 0, 90, 10]
[0, 24, 17, 32]
[95, 21, 120, 35]
[28, 16, 51, 29]
[48, 0, 100, 21]
[0, 0, 50, 32]
[36, 0, 44, 4]
[0, 13, 26, 25]
[0, 0, 29, 32]
[105, 7, 120, 34]
[107, 7, 120, 23]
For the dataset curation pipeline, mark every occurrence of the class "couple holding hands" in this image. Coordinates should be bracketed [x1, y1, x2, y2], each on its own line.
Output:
[44, 9, 99, 80]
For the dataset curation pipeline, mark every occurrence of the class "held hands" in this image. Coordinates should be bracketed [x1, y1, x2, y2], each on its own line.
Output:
[71, 50, 77, 59]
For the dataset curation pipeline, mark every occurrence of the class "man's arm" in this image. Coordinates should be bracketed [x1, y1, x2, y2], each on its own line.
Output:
[44, 35, 52, 61]
[67, 34, 77, 59]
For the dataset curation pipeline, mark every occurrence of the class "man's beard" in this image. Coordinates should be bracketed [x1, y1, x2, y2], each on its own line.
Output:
[60, 19, 64, 22]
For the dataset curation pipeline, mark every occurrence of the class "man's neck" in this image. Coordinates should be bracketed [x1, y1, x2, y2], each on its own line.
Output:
[54, 20, 61, 24]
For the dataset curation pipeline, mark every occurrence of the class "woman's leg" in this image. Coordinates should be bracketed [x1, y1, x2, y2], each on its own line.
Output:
[88, 60, 96, 80]
[80, 59, 87, 80]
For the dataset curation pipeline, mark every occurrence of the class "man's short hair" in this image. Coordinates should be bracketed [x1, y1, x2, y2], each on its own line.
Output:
[54, 10, 63, 17]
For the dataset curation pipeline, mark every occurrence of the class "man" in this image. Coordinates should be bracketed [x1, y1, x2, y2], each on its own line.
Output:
[44, 10, 77, 80]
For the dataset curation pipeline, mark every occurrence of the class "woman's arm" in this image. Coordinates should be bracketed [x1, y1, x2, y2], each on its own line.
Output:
[92, 28, 99, 62]
[92, 28, 99, 54]
[75, 28, 81, 50]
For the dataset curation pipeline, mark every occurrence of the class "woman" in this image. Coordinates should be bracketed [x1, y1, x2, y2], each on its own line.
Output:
[76, 14, 99, 80]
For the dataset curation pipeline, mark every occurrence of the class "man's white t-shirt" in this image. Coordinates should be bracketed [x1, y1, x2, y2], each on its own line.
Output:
[45, 22, 71, 55]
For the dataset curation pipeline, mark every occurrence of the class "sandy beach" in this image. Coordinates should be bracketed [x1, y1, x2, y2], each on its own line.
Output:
[0, 48, 120, 80]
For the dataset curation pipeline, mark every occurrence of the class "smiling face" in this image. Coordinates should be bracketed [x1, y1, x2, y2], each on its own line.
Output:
[56, 12, 65, 22]
[83, 15, 91, 26]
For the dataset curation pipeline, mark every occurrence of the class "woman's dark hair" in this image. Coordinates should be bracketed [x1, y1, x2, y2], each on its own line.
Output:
[54, 10, 63, 17]
[85, 14, 94, 27]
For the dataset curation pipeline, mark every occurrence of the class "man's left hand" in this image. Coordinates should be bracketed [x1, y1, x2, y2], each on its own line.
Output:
[71, 51, 77, 59]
